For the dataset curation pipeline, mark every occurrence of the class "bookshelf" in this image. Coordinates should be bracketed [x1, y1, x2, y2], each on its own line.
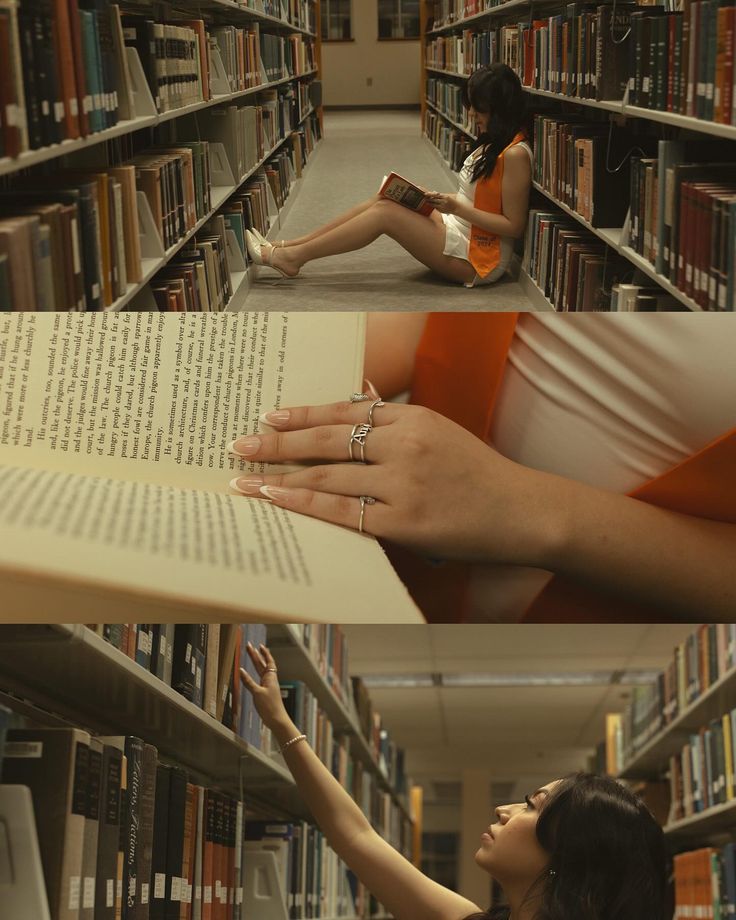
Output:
[0, 0, 323, 311]
[607, 626, 736, 847]
[419, 0, 736, 312]
[0, 622, 414, 918]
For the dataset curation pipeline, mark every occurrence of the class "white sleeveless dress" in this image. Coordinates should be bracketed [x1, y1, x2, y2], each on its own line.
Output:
[463, 312, 736, 621]
[442, 141, 534, 286]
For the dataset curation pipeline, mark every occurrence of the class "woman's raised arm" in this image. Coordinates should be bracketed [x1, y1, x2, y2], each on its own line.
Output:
[240, 643, 482, 920]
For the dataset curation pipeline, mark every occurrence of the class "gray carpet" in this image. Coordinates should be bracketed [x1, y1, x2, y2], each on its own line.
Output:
[244, 110, 533, 311]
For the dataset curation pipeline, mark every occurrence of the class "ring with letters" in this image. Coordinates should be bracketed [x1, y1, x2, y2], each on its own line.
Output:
[348, 423, 372, 462]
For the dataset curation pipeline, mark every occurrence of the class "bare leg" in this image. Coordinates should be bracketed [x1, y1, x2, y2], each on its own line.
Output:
[269, 200, 477, 284]
[280, 196, 381, 247]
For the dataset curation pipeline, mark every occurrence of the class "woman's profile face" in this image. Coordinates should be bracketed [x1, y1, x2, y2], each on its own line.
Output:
[468, 105, 489, 133]
[474, 780, 559, 884]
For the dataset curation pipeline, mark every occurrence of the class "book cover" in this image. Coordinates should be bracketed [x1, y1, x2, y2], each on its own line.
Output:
[378, 173, 435, 216]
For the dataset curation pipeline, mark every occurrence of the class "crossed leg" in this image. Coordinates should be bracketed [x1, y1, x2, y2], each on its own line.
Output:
[267, 199, 477, 285]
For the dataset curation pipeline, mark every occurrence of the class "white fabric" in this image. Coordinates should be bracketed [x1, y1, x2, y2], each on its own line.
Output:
[442, 141, 533, 286]
[464, 313, 736, 621]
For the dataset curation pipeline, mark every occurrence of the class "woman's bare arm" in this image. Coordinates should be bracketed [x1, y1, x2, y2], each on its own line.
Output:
[240, 646, 482, 920]
[452, 145, 532, 238]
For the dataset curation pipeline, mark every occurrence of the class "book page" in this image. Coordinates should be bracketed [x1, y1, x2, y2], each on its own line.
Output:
[0, 463, 422, 623]
[0, 312, 364, 492]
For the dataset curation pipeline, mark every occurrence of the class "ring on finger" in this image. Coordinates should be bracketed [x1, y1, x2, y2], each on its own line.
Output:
[348, 423, 372, 463]
[358, 495, 376, 533]
[367, 399, 385, 426]
[350, 392, 371, 403]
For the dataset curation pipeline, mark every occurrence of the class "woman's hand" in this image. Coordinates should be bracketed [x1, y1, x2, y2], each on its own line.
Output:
[227, 400, 553, 566]
[239, 643, 291, 732]
[425, 192, 459, 215]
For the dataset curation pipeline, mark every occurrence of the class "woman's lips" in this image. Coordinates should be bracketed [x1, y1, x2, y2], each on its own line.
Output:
[481, 831, 494, 842]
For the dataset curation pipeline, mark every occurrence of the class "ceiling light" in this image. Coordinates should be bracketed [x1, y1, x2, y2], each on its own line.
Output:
[360, 670, 660, 689]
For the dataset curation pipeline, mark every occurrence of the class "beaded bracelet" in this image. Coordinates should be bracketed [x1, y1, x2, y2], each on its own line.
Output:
[279, 734, 307, 755]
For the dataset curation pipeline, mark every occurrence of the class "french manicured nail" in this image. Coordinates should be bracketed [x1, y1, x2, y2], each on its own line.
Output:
[229, 477, 264, 495]
[227, 436, 260, 457]
[259, 485, 291, 502]
[260, 409, 291, 427]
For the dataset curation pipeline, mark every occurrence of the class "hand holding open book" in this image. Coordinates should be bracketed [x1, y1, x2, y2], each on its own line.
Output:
[378, 173, 436, 216]
[0, 313, 420, 623]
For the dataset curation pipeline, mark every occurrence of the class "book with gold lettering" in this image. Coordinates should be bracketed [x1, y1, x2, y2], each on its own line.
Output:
[0, 312, 420, 623]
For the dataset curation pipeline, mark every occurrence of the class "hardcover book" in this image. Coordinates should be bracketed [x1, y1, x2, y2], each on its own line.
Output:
[0, 312, 420, 623]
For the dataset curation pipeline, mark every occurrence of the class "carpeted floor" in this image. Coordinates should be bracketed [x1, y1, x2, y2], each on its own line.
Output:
[244, 110, 533, 311]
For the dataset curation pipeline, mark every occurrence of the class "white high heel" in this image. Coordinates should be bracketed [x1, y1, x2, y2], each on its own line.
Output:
[250, 227, 285, 249]
[245, 230, 292, 279]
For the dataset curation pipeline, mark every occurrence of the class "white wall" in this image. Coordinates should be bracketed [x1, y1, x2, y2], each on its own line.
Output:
[321, 0, 421, 106]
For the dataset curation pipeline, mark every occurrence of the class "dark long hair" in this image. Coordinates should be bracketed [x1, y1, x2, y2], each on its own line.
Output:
[462, 63, 527, 183]
[464, 773, 668, 920]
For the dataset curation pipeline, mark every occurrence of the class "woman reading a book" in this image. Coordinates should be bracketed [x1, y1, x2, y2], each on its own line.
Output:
[240, 642, 667, 920]
[227, 312, 736, 621]
[246, 64, 532, 286]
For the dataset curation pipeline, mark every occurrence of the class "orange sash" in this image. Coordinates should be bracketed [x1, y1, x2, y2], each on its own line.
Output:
[467, 132, 527, 278]
[408, 313, 736, 622]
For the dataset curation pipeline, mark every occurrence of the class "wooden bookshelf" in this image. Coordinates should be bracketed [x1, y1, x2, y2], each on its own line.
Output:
[0, 0, 322, 311]
[419, 0, 736, 312]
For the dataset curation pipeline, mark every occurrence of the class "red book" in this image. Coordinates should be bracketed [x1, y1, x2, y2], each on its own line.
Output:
[202, 791, 215, 920]
[52, 0, 81, 139]
[378, 173, 435, 216]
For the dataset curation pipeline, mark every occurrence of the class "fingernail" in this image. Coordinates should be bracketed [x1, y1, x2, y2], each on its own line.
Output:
[229, 477, 264, 495]
[260, 485, 291, 502]
[260, 409, 291, 427]
[227, 436, 260, 457]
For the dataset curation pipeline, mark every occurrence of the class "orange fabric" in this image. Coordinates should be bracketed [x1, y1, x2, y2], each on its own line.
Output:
[407, 313, 736, 622]
[468, 131, 526, 278]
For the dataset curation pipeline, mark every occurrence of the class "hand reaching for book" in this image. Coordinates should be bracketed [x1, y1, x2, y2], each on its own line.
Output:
[227, 400, 551, 566]
[239, 643, 291, 732]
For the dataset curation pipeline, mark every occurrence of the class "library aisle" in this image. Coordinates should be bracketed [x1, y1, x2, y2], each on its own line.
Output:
[7, 621, 736, 919]
[245, 110, 532, 310]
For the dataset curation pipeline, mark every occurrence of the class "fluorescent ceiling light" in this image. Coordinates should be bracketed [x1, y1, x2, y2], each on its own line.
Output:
[361, 670, 660, 689]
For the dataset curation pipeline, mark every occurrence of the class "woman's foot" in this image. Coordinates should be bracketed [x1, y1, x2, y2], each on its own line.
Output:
[245, 231, 300, 278]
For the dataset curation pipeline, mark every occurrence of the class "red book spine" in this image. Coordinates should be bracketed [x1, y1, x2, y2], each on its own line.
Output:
[677, 181, 692, 293]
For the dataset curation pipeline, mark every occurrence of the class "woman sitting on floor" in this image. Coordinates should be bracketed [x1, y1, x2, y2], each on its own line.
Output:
[246, 63, 532, 288]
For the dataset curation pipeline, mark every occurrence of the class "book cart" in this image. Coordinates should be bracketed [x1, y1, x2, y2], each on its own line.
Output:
[419, 0, 736, 312]
[0, 622, 416, 920]
[0, 0, 324, 311]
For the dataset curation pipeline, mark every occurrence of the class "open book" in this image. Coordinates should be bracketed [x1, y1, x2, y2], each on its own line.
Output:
[378, 174, 435, 216]
[0, 313, 421, 623]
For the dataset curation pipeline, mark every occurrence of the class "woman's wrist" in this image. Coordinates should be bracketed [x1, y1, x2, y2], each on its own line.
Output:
[270, 716, 302, 748]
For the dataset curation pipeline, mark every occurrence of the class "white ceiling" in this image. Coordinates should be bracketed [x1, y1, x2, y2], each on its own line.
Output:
[343, 624, 695, 807]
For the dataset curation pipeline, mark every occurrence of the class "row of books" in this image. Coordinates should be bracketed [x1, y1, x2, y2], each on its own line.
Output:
[426, 77, 468, 129]
[667, 708, 736, 822]
[673, 845, 736, 919]
[424, 109, 474, 171]
[0, 2, 317, 160]
[0, 106, 321, 310]
[426, 28, 495, 74]
[509, 6, 634, 102]
[0, 143, 212, 310]
[246, 820, 380, 920]
[628, 3, 736, 124]
[608, 625, 736, 771]
[95, 624, 412, 825]
[531, 114, 631, 229]
[520, 208, 677, 311]
[627, 142, 735, 312]
[426, 0, 736, 128]
[0, 723, 364, 920]
[289, 624, 353, 706]
[428, 0, 506, 30]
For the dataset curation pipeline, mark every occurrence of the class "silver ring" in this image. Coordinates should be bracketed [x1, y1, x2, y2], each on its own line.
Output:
[350, 392, 371, 403]
[349, 423, 372, 462]
[358, 495, 376, 533]
[367, 399, 385, 426]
